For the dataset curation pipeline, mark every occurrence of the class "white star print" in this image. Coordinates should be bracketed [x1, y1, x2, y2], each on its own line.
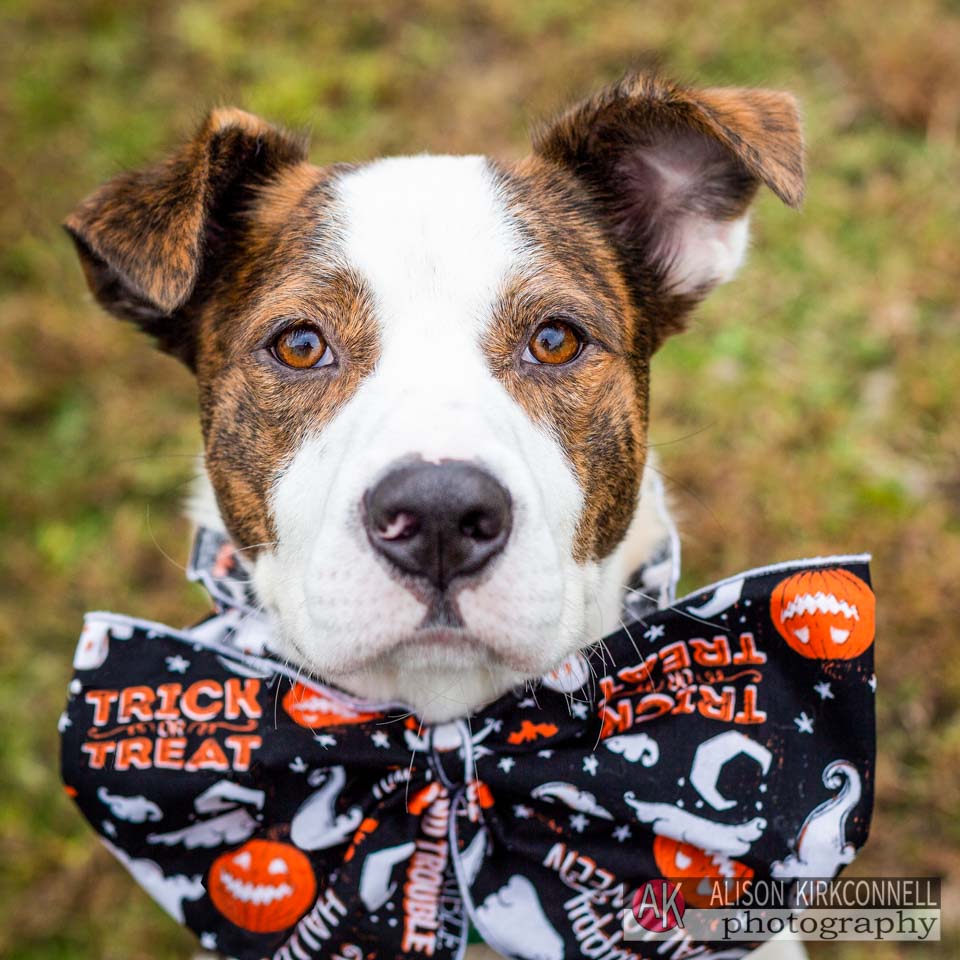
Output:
[794, 712, 814, 734]
[69, 678, 82, 695]
[583, 755, 599, 776]
[200, 932, 218, 950]
[514, 805, 533, 819]
[570, 702, 589, 720]
[518, 697, 536, 708]
[612, 824, 632, 842]
[498, 757, 516, 773]
[101, 820, 117, 838]
[569, 813, 589, 833]
[165, 654, 190, 674]
[644, 624, 665, 642]
[371, 731, 390, 749]
[289, 756, 308, 774]
[487, 719, 504, 732]
[57, 712, 71, 732]
[314, 734, 337, 749]
[537, 749, 554, 759]
[814, 682, 834, 700]
[868, 674, 877, 693]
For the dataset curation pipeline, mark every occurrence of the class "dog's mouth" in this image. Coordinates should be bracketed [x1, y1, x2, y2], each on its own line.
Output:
[418, 593, 466, 630]
[361, 626, 494, 668]
[303, 624, 542, 683]
[398, 628, 548, 677]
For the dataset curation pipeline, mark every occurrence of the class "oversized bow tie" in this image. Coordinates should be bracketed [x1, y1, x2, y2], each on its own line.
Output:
[61, 528, 875, 960]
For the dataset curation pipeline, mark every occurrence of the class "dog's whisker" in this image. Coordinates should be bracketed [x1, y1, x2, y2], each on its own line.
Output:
[611, 605, 644, 662]
[273, 671, 285, 731]
[646, 423, 716, 449]
[643, 462, 726, 535]
[144, 504, 190, 575]
[403, 716, 425, 814]
[233, 538, 281, 554]
[377, 710, 415, 726]
[624, 584, 724, 632]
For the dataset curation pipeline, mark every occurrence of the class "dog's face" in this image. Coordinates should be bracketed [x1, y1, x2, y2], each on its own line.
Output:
[67, 75, 803, 720]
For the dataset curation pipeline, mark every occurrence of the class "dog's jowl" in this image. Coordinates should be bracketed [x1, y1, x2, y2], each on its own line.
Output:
[66, 73, 804, 721]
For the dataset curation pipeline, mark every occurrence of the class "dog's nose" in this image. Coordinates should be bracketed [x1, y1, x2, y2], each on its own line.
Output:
[363, 460, 512, 590]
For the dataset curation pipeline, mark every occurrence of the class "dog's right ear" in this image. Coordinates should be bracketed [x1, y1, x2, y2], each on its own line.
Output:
[65, 108, 307, 365]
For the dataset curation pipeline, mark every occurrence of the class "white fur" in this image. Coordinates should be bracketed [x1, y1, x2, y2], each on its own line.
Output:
[667, 213, 750, 293]
[248, 155, 627, 720]
[192, 155, 677, 722]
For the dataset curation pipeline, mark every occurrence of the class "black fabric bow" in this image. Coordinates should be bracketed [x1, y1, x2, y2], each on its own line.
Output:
[61, 532, 875, 960]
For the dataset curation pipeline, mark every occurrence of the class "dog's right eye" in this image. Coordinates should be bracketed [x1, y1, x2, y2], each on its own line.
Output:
[270, 325, 333, 370]
[524, 319, 584, 366]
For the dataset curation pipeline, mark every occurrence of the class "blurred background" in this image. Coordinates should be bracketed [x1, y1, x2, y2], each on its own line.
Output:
[1, 0, 958, 957]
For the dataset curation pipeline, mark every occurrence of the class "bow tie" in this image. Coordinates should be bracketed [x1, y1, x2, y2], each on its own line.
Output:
[61, 529, 875, 960]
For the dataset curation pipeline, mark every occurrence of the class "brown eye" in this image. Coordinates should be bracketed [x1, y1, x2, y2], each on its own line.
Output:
[271, 325, 332, 369]
[525, 320, 584, 365]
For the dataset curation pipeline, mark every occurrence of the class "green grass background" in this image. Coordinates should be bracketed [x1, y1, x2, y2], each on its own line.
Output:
[1, 1, 958, 957]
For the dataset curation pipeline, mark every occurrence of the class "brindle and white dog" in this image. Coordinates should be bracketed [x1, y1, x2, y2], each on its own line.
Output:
[67, 72, 805, 959]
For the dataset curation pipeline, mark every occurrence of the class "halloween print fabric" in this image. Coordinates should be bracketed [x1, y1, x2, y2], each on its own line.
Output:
[61, 534, 875, 960]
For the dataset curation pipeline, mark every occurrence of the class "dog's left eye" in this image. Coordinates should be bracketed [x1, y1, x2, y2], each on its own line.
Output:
[270, 324, 333, 370]
[523, 319, 584, 366]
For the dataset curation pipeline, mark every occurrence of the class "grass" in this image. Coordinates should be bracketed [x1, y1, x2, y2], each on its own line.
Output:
[1, 0, 958, 957]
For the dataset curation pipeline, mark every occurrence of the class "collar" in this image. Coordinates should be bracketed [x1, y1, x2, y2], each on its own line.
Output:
[61, 500, 875, 960]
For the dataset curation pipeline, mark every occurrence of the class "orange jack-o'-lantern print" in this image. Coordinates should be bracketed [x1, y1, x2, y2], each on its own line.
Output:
[208, 839, 316, 933]
[652, 836, 753, 908]
[770, 568, 875, 660]
[282, 681, 381, 729]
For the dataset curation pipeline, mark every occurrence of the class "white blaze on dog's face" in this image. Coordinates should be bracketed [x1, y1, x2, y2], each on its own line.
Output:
[66, 74, 804, 720]
[256, 156, 594, 714]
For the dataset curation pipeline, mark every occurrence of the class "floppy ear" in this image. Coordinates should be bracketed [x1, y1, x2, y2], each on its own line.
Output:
[65, 108, 308, 364]
[533, 72, 804, 347]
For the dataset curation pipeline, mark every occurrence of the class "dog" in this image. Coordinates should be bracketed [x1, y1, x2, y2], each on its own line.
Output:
[66, 72, 806, 959]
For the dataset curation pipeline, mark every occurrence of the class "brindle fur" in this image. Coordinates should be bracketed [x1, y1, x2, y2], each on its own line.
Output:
[66, 72, 804, 565]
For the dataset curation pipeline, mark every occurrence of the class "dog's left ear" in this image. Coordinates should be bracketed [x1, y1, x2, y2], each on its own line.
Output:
[533, 72, 804, 348]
